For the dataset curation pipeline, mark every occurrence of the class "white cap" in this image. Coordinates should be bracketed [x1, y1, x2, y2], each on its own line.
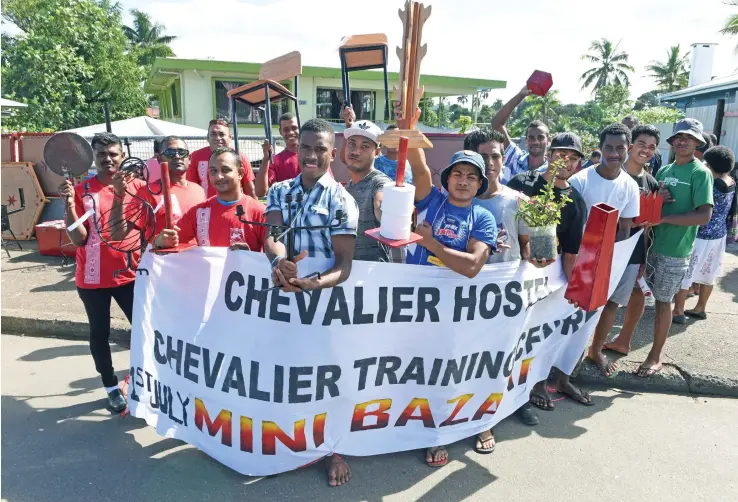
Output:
[344, 120, 382, 145]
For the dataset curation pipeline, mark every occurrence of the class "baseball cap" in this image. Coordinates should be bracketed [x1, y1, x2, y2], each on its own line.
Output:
[440, 150, 489, 197]
[549, 132, 584, 158]
[344, 120, 382, 145]
[667, 118, 707, 146]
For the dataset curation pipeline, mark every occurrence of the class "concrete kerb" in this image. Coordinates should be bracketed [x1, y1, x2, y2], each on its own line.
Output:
[2, 309, 736, 398]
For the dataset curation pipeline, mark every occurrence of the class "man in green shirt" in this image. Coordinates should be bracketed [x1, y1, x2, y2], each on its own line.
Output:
[638, 119, 713, 377]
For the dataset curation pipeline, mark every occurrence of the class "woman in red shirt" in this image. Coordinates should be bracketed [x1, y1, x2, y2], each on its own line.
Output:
[154, 147, 266, 251]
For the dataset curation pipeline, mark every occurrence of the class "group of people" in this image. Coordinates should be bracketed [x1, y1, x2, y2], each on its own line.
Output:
[57, 81, 735, 486]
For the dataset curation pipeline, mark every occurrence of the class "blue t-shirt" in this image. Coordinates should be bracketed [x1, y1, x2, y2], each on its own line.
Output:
[374, 155, 414, 185]
[407, 186, 497, 266]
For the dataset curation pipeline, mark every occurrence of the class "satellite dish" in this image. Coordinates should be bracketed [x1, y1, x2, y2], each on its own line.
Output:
[43, 132, 93, 179]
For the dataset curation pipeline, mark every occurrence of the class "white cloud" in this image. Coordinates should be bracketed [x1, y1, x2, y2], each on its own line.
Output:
[123, 0, 738, 105]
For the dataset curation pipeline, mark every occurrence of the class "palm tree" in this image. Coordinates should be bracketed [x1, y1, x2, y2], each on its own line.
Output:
[721, 1, 738, 53]
[457, 95, 469, 106]
[523, 90, 561, 126]
[645, 45, 690, 92]
[580, 38, 635, 92]
[123, 9, 177, 67]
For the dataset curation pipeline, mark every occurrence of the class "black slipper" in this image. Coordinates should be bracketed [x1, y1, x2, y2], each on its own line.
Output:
[685, 310, 707, 320]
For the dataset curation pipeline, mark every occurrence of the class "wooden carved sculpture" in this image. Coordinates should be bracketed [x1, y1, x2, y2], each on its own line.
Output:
[378, 0, 433, 149]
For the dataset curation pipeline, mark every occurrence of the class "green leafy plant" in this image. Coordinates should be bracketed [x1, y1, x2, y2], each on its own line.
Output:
[516, 158, 572, 227]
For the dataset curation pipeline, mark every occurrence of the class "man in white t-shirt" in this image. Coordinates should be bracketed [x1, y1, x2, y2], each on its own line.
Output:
[569, 123, 640, 376]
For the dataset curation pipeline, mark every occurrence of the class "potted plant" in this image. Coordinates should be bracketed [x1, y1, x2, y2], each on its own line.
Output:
[516, 158, 572, 260]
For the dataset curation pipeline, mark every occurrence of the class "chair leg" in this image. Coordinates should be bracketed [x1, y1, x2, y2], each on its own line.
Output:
[1, 238, 10, 258]
[7, 227, 23, 250]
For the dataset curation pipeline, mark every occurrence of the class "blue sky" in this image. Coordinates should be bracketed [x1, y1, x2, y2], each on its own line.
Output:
[105, 0, 738, 104]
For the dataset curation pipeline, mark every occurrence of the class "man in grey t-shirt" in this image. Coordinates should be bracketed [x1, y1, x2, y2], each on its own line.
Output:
[342, 120, 393, 262]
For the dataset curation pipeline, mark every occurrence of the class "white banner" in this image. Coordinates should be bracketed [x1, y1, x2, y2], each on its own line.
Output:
[129, 234, 637, 476]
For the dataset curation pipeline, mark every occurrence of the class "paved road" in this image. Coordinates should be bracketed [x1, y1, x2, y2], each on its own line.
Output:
[2, 334, 737, 502]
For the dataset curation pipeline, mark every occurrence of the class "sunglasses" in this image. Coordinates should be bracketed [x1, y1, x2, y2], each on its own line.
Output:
[162, 148, 190, 158]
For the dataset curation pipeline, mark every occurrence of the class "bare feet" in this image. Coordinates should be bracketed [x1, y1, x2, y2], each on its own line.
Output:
[636, 360, 663, 378]
[588, 351, 616, 377]
[603, 339, 631, 356]
[529, 381, 554, 410]
[325, 454, 351, 487]
[474, 429, 496, 454]
[556, 380, 594, 406]
[426, 446, 448, 467]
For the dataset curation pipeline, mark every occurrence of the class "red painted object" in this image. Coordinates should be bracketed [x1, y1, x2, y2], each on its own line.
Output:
[564, 203, 619, 312]
[365, 227, 422, 248]
[159, 161, 174, 229]
[36, 220, 77, 257]
[396, 136, 409, 186]
[634, 192, 664, 225]
[527, 70, 553, 97]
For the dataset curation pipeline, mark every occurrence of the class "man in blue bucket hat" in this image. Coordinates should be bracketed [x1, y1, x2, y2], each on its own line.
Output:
[404, 146, 498, 468]
[406, 149, 498, 274]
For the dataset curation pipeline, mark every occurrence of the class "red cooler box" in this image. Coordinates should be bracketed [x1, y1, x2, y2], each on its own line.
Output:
[36, 220, 77, 257]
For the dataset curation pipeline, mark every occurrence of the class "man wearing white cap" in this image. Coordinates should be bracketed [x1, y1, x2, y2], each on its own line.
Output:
[343, 120, 394, 262]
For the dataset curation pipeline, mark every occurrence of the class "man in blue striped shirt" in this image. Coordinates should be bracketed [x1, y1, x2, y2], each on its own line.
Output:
[489, 85, 550, 183]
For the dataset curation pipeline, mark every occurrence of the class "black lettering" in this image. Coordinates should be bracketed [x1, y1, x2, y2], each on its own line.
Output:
[145, 371, 153, 392]
[465, 353, 479, 381]
[562, 310, 584, 336]
[399, 357, 426, 384]
[390, 287, 414, 323]
[316, 365, 341, 400]
[183, 343, 200, 384]
[245, 275, 269, 318]
[533, 277, 545, 303]
[225, 271, 245, 311]
[352, 288, 374, 325]
[428, 358, 443, 385]
[525, 326, 541, 354]
[504, 282, 523, 316]
[149, 379, 159, 408]
[377, 286, 388, 323]
[203, 349, 225, 389]
[542, 322, 555, 339]
[453, 286, 477, 321]
[295, 290, 322, 324]
[416, 287, 440, 322]
[129, 368, 140, 402]
[514, 333, 526, 361]
[441, 356, 468, 386]
[273, 365, 284, 403]
[288, 366, 313, 403]
[323, 287, 350, 326]
[269, 287, 291, 323]
[221, 357, 247, 397]
[135, 367, 144, 387]
[479, 284, 502, 319]
[177, 392, 190, 426]
[523, 279, 535, 305]
[375, 356, 402, 386]
[586, 310, 598, 323]
[166, 336, 184, 375]
[249, 361, 271, 402]
[167, 388, 182, 425]
[154, 330, 167, 364]
[503, 351, 515, 377]
[354, 357, 378, 391]
[475, 351, 505, 379]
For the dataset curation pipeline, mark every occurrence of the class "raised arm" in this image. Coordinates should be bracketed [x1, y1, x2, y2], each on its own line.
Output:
[406, 146, 433, 201]
[255, 141, 272, 198]
[490, 85, 530, 132]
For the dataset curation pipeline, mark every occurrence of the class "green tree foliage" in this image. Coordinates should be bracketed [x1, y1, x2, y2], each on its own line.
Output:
[1, 0, 147, 131]
[455, 115, 472, 133]
[645, 44, 690, 92]
[721, 1, 738, 53]
[634, 90, 661, 110]
[632, 106, 684, 125]
[124, 9, 177, 67]
[580, 38, 635, 92]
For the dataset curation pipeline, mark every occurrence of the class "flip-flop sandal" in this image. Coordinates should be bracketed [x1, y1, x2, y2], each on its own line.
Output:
[635, 364, 663, 378]
[672, 315, 687, 324]
[474, 432, 496, 454]
[559, 385, 595, 406]
[685, 310, 707, 320]
[426, 447, 448, 467]
[529, 390, 555, 411]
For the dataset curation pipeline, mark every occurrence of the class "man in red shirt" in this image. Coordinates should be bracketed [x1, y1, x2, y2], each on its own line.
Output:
[58, 132, 141, 413]
[255, 112, 300, 197]
[154, 147, 266, 250]
[110, 136, 206, 243]
[186, 118, 257, 199]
